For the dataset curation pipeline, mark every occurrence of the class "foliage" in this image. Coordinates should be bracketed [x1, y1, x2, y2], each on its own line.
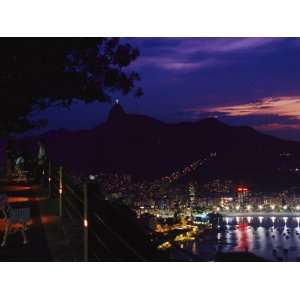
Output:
[0, 37, 142, 136]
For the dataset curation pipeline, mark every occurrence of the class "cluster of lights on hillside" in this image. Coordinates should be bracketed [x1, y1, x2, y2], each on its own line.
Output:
[161, 152, 216, 184]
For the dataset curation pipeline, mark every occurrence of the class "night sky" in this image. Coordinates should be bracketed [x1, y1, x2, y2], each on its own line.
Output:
[36, 38, 300, 141]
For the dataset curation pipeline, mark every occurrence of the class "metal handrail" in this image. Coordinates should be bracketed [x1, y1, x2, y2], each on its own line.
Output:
[47, 160, 147, 262]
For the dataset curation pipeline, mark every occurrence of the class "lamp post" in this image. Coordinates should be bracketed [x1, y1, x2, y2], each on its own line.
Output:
[83, 183, 88, 262]
[59, 166, 63, 217]
[48, 160, 51, 198]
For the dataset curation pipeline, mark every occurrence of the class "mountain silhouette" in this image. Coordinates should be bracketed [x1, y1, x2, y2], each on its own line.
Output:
[23, 103, 300, 189]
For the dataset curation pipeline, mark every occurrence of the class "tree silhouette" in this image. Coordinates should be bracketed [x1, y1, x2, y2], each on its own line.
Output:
[0, 37, 142, 136]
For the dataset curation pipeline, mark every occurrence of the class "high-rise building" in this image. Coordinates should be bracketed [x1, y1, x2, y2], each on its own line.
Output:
[237, 187, 249, 206]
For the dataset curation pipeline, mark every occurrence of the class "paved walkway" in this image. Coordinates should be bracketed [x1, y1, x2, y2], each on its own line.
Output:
[0, 178, 73, 261]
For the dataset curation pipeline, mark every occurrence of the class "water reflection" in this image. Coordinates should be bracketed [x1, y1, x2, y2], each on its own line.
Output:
[216, 216, 300, 261]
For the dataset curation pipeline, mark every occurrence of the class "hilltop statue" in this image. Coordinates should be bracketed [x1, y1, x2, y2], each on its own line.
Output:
[107, 100, 126, 123]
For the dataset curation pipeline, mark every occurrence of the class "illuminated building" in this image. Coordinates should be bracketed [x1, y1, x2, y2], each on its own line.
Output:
[237, 187, 249, 207]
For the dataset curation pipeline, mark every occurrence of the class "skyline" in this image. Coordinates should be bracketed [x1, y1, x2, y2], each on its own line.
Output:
[35, 38, 300, 141]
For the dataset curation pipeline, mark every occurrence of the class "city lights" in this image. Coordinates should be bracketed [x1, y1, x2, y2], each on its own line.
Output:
[283, 205, 288, 210]
[258, 205, 263, 210]
[247, 205, 251, 211]
[235, 205, 240, 210]
[296, 205, 300, 211]
[271, 205, 275, 210]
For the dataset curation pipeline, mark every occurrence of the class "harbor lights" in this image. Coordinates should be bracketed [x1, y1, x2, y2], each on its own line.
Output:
[247, 205, 252, 211]
[270, 204, 275, 210]
[235, 205, 240, 211]
[283, 205, 288, 210]
[258, 205, 263, 210]
[296, 205, 300, 211]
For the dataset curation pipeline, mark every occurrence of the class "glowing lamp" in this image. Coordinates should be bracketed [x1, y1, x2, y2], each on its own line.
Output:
[89, 174, 96, 181]
[84, 219, 88, 227]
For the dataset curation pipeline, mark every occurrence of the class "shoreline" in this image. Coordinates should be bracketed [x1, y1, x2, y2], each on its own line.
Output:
[221, 211, 300, 217]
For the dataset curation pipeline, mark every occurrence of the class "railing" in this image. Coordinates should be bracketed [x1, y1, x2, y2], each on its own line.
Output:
[46, 161, 146, 262]
[47, 161, 88, 261]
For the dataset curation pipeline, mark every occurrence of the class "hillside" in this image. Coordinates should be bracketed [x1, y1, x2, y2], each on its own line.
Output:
[22, 104, 300, 189]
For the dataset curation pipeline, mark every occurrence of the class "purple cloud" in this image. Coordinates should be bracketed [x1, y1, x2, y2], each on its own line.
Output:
[132, 56, 218, 72]
[174, 38, 283, 54]
[131, 38, 284, 73]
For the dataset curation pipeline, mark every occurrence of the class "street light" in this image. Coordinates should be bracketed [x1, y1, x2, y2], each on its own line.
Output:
[235, 205, 240, 211]
[271, 204, 275, 210]
[296, 205, 300, 211]
[258, 205, 263, 210]
[247, 205, 251, 211]
[283, 205, 288, 210]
